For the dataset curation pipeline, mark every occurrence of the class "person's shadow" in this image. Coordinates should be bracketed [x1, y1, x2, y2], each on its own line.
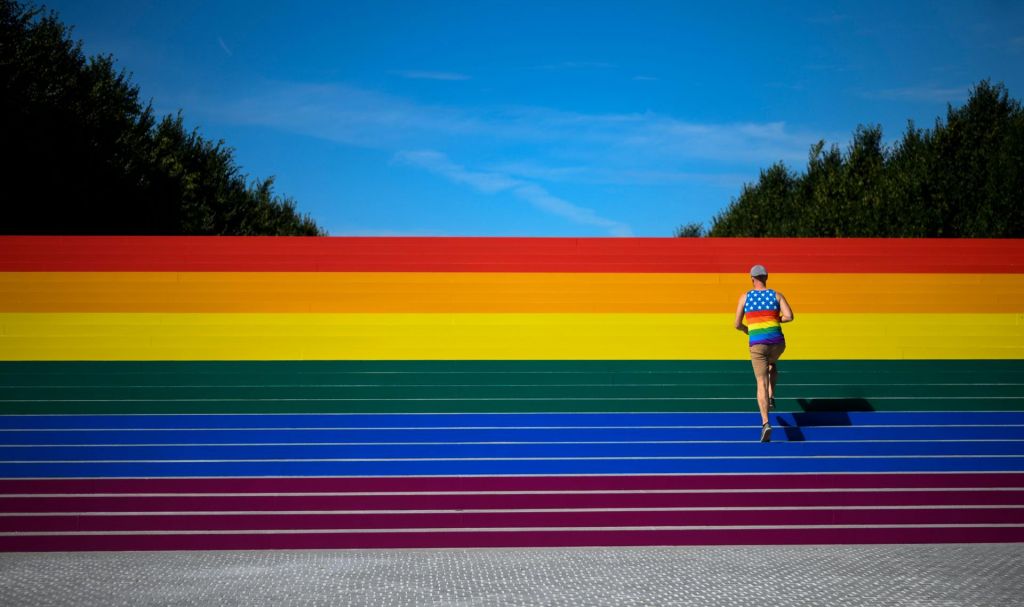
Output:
[776, 397, 874, 441]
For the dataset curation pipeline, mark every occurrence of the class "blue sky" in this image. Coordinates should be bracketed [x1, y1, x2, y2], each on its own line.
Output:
[43, 1, 1024, 236]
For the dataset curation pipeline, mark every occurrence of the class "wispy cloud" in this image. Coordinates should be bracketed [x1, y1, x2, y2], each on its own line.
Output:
[489, 161, 748, 188]
[390, 70, 471, 81]
[395, 150, 520, 194]
[209, 83, 485, 148]
[633, 75, 658, 81]
[861, 85, 968, 102]
[394, 150, 633, 236]
[203, 81, 822, 166]
[217, 36, 232, 56]
[190, 80, 829, 233]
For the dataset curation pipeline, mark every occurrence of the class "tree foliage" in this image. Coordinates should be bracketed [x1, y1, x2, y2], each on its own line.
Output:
[674, 222, 705, 237]
[706, 81, 1024, 237]
[1, 0, 324, 235]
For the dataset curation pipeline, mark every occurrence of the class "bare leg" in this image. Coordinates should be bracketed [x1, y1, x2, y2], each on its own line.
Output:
[755, 371, 770, 425]
[768, 363, 778, 406]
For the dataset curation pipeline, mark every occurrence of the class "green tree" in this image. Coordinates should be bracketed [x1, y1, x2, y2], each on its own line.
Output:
[709, 162, 798, 237]
[1, 0, 324, 235]
[703, 80, 1024, 238]
[674, 222, 705, 237]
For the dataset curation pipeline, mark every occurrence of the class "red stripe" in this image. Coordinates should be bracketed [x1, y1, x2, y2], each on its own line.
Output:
[2, 473, 1021, 495]
[2, 237, 1022, 272]
[4, 508, 1022, 533]
[4, 490, 1021, 514]
[3, 527, 1022, 551]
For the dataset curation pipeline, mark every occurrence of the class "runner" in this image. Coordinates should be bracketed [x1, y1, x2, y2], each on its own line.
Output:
[734, 264, 794, 442]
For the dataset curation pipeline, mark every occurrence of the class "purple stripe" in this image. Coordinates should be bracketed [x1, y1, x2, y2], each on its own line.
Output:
[3, 527, 1023, 552]
[749, 331, 785, 345]
[3, 473, 1021, 495]
[4, 508, 1023, 533]
[4, 489, 1023, 514]
[3, 473, 1021, 549]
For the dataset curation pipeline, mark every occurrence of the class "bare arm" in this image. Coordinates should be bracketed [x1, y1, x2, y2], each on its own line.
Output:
[734, 293, 748, 334]
[778, 292, 794, 323]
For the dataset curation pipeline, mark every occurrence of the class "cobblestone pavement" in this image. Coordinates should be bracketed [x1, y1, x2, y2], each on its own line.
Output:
[2, 544, 1023, 606]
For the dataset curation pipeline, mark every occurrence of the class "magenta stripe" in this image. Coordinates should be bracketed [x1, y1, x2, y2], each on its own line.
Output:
[3, 489, 1023, 514]
[3, 473, 1020, 549]
[4, 508, 1023, 533]
[2, 473, 1022, 495]
[3, 526, 1023, 552]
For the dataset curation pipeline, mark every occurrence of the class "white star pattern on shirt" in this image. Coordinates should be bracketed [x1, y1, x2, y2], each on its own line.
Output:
[744, 289, 779, 313]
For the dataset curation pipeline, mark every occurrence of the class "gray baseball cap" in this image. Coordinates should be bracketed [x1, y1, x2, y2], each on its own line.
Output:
[750, 264, 768, 277]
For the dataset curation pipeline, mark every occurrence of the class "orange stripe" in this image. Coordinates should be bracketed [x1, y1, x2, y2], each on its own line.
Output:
[2, 272, 1022, 313]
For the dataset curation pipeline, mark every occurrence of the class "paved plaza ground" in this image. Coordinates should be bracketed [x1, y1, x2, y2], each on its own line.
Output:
[2, 544, 1023, 606]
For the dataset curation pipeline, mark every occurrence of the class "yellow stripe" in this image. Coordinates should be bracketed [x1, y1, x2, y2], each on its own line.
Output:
[2, 313, 1022, 361]
[2, 272, 1023, 313]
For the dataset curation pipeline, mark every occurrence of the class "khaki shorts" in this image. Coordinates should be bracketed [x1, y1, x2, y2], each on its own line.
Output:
[750, 342, 786, 378]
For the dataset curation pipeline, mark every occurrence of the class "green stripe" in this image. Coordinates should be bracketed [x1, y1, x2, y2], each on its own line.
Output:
[5, 384, 1024, 400]
[1, 360, 1022, 414]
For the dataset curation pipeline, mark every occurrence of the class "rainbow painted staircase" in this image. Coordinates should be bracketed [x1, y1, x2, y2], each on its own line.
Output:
[1, 236, 1023, 550]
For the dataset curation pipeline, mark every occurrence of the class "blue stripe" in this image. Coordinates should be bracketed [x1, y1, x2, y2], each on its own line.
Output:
[3, 412, 1022, 478]
[3, 412, 1024, 430]
[4, 441, 1023, 460]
